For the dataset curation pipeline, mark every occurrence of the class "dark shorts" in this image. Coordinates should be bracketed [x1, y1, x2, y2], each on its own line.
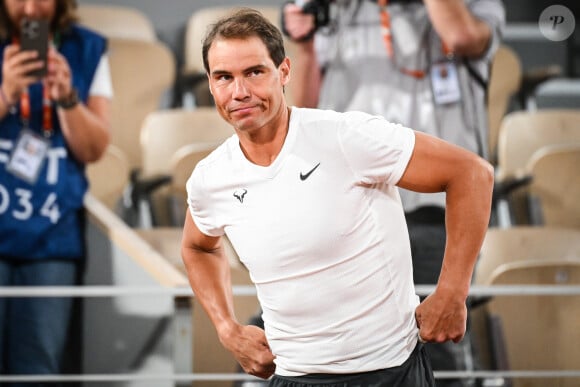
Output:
[269, 343, 435, 387]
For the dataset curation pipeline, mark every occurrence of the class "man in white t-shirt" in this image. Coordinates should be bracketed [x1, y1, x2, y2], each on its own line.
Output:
[181, 8, 493, 387]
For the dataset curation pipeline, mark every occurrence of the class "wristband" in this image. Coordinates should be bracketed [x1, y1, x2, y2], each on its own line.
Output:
[56, 88, 80, 110]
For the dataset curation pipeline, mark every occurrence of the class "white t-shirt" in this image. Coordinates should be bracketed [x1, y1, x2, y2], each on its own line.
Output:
[187, 107, 420, 376]
[89, 54, 113, 98]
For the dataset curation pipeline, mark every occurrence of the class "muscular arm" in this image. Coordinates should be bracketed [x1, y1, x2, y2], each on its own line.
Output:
[398, 131, 494, 342]
[423, 0, 493, 57]
[181, 210, 275, 378]
[48, 49, 110, 163]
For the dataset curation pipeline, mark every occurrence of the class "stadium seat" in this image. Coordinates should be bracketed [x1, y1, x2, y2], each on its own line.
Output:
[493, 109, 580, 226]
[487, 45, 522, 165]
[136, 107, 234, 226]
[108, 38, 176, 170]
[167, 144, 216, 226]
[86, 144, 130, 211]
[525, 143, 580, 228]
[534, 78, 580, 110]
[473, 226, 580, 383]
[486, 259, 580, 387]
[77, 4, 157, 42]
[475, 226, 580, 286]
[139, 108, 233, 179]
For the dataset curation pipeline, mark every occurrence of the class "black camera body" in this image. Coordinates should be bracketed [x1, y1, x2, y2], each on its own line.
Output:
[301, 0, 421, 27]
[300, 0, 333, 29]
[282, 0, 422, 42]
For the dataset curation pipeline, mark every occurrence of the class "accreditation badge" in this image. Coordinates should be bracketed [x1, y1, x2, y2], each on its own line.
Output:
[430, 61, 461, 105]
[6, 129, 50, 184]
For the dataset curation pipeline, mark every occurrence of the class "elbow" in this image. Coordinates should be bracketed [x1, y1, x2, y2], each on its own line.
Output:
[483, 158, 494, 187]
[447, 156, 494, 211]
[82, 133, 111, 164]
[83, 150, 105, 164]
[475, 157, 495, 200]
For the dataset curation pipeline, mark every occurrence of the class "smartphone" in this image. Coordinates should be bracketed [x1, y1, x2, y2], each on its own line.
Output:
[20, 18, 49, 78]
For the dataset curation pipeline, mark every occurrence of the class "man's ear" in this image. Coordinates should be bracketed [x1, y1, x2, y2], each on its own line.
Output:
[279, 57, 291, 86]
[207, 73, 214, 95]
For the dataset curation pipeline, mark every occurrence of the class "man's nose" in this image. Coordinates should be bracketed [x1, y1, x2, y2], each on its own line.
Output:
[232, 77, 250, 99]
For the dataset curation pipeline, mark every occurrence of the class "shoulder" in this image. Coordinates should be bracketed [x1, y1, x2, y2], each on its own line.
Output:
[192, 136, 238, 180]
[69, 24, 105, 39]
[291, 107, 410, 154]
[186, 136, 238, 204]
[66, 24, 105, 41]
[467, 0, 506, 23]
[292, 107, 374, 130]
[62, 24, 108, 52]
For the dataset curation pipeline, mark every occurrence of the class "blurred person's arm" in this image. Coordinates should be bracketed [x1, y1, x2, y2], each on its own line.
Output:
[1, 45, 44, 119]
[47, 48, 110, 163]
[423, 0, 495, 58]
[283, 3, 322, 108]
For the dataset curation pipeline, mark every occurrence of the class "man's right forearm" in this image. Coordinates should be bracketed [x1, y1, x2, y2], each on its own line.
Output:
[181, 212, 239, 338]
[181, 212, 275, 377]
[182, 243, 238, 336]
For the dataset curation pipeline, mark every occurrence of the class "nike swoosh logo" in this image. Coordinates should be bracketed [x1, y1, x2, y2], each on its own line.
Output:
[300, 162, 321, 181]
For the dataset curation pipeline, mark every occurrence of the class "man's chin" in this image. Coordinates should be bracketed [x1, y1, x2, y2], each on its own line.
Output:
[229, 114, 258, 131]
[232, 121, 256, 133]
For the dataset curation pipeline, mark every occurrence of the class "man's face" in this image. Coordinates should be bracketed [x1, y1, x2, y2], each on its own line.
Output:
[5, 0, 56, 31]
[206, 36, 290, 134]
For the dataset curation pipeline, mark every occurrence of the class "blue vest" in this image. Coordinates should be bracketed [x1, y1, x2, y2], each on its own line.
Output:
[0, 25, 107, 260]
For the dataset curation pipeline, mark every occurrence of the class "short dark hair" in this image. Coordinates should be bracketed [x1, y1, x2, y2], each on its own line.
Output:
[202, 8, 286, 74]
[0, 0, 78, 41]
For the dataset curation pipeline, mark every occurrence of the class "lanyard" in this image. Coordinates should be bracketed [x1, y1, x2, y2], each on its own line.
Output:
[20, 84, 52, 137]
[13, 36, 54, 138]
[377, 0, 453, 79]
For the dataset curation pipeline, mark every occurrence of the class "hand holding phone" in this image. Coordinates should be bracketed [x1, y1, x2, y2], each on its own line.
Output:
[20, 18, 49, 78]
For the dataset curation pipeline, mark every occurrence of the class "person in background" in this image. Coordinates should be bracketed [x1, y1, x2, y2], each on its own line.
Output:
[283, 1, 505, 385]
[0, 0, 111, 382]
[181, 8, 493, 387]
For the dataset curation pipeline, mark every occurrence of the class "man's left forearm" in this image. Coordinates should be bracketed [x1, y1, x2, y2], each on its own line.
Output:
[438, 156, 494, 298]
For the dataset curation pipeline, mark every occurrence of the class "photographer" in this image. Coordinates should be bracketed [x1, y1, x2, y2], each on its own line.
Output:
[283, 1, 505, 386]
[0, 0, 111, 382]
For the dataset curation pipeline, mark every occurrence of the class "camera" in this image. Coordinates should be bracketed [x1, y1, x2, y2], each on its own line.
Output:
[297, 0, 333, 29]
[282, 0, 421, 42]
[281, 0, 332, 42]
[296, 0, 420, 27]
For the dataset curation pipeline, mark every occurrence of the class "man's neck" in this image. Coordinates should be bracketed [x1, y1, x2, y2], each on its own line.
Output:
[238, 106, 291, 167]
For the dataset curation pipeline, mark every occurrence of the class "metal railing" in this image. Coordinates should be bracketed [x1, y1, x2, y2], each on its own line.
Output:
[1, 284, 579, 384]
